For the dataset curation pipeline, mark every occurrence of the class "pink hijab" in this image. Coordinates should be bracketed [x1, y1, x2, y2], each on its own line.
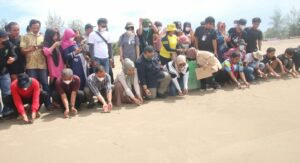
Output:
[61, 29, 76, 50]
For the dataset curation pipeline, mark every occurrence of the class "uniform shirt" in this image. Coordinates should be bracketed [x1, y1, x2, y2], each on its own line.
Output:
[194, 26, 217, 52]
[159, 35, 178, 59]
[20, 32, 46, 69]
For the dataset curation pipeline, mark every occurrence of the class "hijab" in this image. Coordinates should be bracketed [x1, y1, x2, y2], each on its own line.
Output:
[61, 29, 76, 50]
[122, 58, 135, 90]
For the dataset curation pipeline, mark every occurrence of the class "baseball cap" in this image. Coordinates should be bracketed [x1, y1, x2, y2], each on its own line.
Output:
[17, 73, 31, 88]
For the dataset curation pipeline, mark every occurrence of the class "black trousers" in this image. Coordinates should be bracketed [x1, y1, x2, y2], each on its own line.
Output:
[51, 91, 85, 111]
[5, 91, 49, 115]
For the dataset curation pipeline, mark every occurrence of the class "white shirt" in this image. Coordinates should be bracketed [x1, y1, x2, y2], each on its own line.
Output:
[88, 30, 112, 59]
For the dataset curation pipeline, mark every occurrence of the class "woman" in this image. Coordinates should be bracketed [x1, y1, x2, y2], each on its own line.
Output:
[164, 55, 189, 96]
[61, 29, 87, 90]
[6, 22, 26, 81]
[223, 39, 247, 61]
[43, 29, 65, 92]
[183, 22, 194, 47]
[216, 52, 250, 89]
[216, 22, 230, 62]
[119, 22, 140, 63]
[113, 58, 143, 107]
[159, 23, 179, 65]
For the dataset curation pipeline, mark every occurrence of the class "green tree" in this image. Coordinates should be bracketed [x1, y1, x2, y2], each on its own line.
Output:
[45, 12, 64, 31]
[286, 7, 300, 37]
[265, 9, 288, 39]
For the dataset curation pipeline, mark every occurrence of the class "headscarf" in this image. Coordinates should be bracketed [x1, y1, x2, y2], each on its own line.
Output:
[175, 55, 187, 72]
[61, 29, 76, 50]
[122, 58, 135, 90]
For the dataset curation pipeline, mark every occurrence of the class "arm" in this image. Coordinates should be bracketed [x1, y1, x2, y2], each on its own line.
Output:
[137, 18, 143, 35]
[258, 40, 262, 51]
[161, 36, 176, 52]
[183, 70, 189, 90]
[60, 93, 69, 111]
[118, 73, 135, 98]
[194, 36, 199, 49]
[70, 91, 77, 108]
[136, 46, 140, 58]
[213, 39, 218, 57]
[87, 77, 106, 105]
[11, 85, 25, 115]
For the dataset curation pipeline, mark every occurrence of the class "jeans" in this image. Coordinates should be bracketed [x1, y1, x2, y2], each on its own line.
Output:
[169, 77, 184, 96]
[0, 73, 12, 117]
[244, 63, 265, 81]
[26, 69, 51, 107]
[95, 58, 110, 74]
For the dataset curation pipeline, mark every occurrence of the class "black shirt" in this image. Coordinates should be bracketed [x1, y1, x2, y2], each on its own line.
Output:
[7, 37, 26, 74]
[245, 27, 263, 53]
[0, 42, 17, 75]
[262, 54, 276, 65]
[194, 26, 217, 53]
[278, 54, 294, 70]
[228, 27, 247, 48]
[138, 29, 154, 54]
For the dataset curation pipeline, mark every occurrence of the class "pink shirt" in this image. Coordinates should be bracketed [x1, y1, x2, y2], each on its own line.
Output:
[43, 47, 65, 80]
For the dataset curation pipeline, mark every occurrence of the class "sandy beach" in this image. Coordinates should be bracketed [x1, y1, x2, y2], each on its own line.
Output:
[0, 39, 299, 163]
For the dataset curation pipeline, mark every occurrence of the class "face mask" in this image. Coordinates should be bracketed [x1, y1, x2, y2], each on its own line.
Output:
[185, 27, 191, 32]
[145, 56, 152, 61]
[63, 80, 72, 85]
[22, 88, 28, 91]
[126, 30, 133, 35]
[97, 77, 105, 82]
[182, 44, 190, 49]
[100, 27, 107, 32]
[2, 40, 10, 48]
[157, 27, 162, 31]
[143, 27, 150, 32]
[240, 25, 245, 31]
[239, 45, 245, 51]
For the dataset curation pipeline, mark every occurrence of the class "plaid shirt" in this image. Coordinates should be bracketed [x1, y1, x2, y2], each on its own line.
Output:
[87, 73, 112, 96]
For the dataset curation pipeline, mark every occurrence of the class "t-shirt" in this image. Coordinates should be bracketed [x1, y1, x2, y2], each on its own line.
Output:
[118, 33, 140, 62]
[245, 27, 263, 53]
[88, 31, 112, 59]
[55, 75, 81, 95]
[194, 26, 217, 53]
[228, 28, 247, 48]
[278, 54, 294, 70]
[222, 59, 244, 73]
[262, 54, 276, 65]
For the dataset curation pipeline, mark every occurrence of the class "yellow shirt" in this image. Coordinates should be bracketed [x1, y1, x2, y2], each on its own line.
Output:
[159, 35, 178, 59]
[20, 32, 46, 69]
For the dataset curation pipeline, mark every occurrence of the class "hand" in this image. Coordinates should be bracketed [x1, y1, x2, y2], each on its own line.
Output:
[133, 98, 142, 106]
[7, 57, 15, 64]
[237, 82, 242, 89]
[54, 41, 61, 47]
[144, 89, 152, 96]
[182, 89, 188, 95]
[139, 18, 143, 24]
[108, 102, 113, 112]
[102, 103, 109, 113]
[75, 48, 82, 55]
[64, 109, 70, 118]
[178, 91, 184, 96]
[244, 82, 250, 88]
[71, 107, 78, 115]
[29, 46, 37, 52]
[138, 96, 144, 104]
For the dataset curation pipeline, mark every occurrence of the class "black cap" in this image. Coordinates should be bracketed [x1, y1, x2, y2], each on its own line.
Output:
[97, 18, 108, 25]
[154, 21, 162, 27]
[17, 73, 31, 88]
[205, 16, 215, 24]
[144, 45, 155, 52]
[85, 24, 95, 30]
[0, 30, 8, 38]
[238, 19, 247, 26]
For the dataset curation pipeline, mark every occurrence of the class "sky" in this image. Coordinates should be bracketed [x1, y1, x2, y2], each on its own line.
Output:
[0, 0, 299, 41]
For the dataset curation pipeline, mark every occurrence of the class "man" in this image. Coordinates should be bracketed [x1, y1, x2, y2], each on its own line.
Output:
[228, 18, 248, 48]
[243, 51, 267, 81]
[277, 48, 299, 78]
[89, 18, 113, 74]
[0, 30, 17, 118]
[194, 16, 220, 90]
[194, 16, 217, 56]
[84, 65, 113, 113]
[20, 19, 51, 109]
[245, 17, 263, 53]
[9, 73, 48, 123]
[83, 23, 94, 75]
[262, 47, 285, 78]
[52, 68, 85, 118]
[136, 46, 171, 99]
[137, 18, 158, 53]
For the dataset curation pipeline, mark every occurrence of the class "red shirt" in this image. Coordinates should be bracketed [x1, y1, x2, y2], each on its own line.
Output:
[11, 78, 40, 115]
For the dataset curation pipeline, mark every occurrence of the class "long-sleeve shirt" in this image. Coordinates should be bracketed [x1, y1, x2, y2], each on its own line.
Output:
[0, 42, 18, 75]
[87, 73, 112, 97]
[11, 78, 40, 115]
[135, 54, 165, 88]
[164, 61, 189, 92]
[115, 70, 141, 98]
[43, 47, 65, 80]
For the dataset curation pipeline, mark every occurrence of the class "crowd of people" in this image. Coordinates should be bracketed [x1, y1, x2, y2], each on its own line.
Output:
[0, 16, 299, 124]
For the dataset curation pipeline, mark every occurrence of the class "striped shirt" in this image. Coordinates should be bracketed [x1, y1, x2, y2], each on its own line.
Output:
[87, 73, 112, 96]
